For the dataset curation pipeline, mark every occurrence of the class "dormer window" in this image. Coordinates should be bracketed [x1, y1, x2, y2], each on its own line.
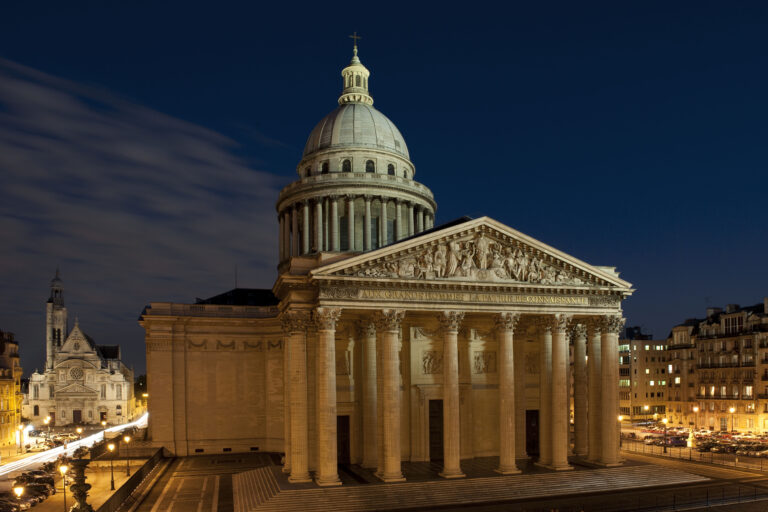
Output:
[365, 160, 375, 173]
[342, 159, 351, 173]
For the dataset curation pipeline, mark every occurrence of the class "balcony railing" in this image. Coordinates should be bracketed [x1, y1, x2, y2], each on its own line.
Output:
[696, 394, 750, 400]
[697, 361, 755, 369]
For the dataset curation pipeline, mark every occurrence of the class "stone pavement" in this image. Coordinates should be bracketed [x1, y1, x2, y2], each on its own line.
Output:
[24, 466, 131, 512]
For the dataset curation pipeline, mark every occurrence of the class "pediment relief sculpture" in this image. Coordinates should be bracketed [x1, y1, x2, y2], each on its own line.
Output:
[343, 231, 595, 286]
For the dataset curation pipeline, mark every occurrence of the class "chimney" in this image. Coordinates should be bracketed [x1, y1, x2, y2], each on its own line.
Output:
[706, 307, 722, 318]
[726, 304, 740, 314]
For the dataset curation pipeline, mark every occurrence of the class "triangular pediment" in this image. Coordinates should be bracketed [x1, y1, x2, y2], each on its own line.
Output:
[54, 382, 97, 397]
[312, 217, 632, 290]
[61, 324, 97, 354]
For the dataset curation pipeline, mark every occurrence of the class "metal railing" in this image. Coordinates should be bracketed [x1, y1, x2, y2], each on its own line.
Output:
[96, 448, 164, 512]
[622, 438, 768, 472]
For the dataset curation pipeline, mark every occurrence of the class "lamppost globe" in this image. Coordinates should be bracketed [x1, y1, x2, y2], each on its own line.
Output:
[107, 443, 116, 490]
[101, 420, 107, 427]
[662, 418, 668, 425]
[59, 465, 69, 512]
[13, 485, 23, 512]
[661, 418, 669, 453]
[693, 406, 699, 413]
[729, 407, 735, 414]
[76, 427, 82, 439]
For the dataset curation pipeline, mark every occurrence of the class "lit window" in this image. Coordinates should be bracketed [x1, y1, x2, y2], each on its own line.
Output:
[650, 381, 655, 386]
[645, 369, 650, 374]
[674, 377, 681, 384]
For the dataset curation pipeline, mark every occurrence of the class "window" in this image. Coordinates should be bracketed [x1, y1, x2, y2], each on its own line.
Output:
[355, 75, 361, 87]
[365, 160, 375, 173]
[403, 170, 407, 178]
[33, 385, 39, 399]
[645, 369, 650, 374]
[33, 405, 39, 416]
[650, 381, 655, 386]
[675, 377, 681, 384]
[116, 405, 122, 416]
[116, 385, 122, 400]
[342, 159, 351, 173]
[100, 384, 106, 399]
[304, 167, 311, 177]
[387, 164, 395, 175]
[321, 162, 329, 174]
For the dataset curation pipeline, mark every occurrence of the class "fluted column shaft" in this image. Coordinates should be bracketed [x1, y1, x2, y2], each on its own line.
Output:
[496, 313, 521, 474]
[375, 310, 405, 482]
[314, 200, 323, 252]
[439, 311, 465, 479]
[407, 203, 414, 237]
[573, 325, 588, 457]
[347, 196, 356, 251]
[291, 206, 299, 257]
[587, 322, 602, 463]
[514, 319, 527, 461]
[395, 200, 403, 241]
[538, 320, 553, 466]
[380, 198, 388, 247]
[551, 315, 572, 470]
[301, 202, 310, 254]
[355, 321, 377, 468]
[364, 196, 372, 251]
[282, 332, 291, 474]
[416, 207, 424, 233]
[315, 308, 342, 486]
[600, 315, 624, 465]
[331, 197, 340, 251]
[282, 312, 311, 483]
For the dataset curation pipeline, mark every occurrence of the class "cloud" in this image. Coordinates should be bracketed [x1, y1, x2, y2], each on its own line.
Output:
[0, 59, 286, 376]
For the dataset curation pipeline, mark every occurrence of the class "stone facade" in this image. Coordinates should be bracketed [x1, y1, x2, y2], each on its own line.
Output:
[0, 330, 22, 455]
[140, 44, 635, 483]
[619, 336, 668, 421]
[665, 300, 768, 431]
[23, 272, 134, 427]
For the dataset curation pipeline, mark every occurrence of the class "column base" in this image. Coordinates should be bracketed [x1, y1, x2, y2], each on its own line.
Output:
[576, 457, 624, 468]
[288, 473, 312, 484]
[534, 462, 573, 472]
[378, 472, 406, 483]
[494, 467, 521, 475]
[315, 475, 342, 487]
[439, 470, 466, 479]
[282, 465, 291, 474]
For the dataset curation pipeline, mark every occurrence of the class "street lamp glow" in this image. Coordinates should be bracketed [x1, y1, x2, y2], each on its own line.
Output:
[123, 435, 132, 476]
[618, 415, 624, 422]
[13, 486, 23, 498]
[643, 405, 649, 411]
[693, 406, 699, 413]
[101, 420, 107, 427]
[729, 407, 736, 414]
[662, 418, 668, 424]
[108, 443, 115, 452]
[59, 465, 69, 512]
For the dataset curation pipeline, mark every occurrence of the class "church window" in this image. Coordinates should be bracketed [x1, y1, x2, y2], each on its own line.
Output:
[387, 164, 395, 176]
[355, 75, 361, 87]
[403, 170, 407, 178]
[342, 159, 351, 173]
[321, 162, 329, 174]
[33, 405, 39, 416]
[116, 385, 122, 400]
[100, 384, 106, 399]
[33, 385, 39, 399]
[365, 160, 375, 173]
[88, 410, 93, 419]
[364, 77, 367, 88]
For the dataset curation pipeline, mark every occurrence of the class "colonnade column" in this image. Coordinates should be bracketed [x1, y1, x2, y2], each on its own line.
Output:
[291, 205, 299, 257]
[496, 312, 521, 474]
[513, 317, 527, 462]
[301, 202, 310, 254]
[330, 196, 340, 251]
[379, 198, 388, 247]
[281, 311, 311, 483]
[395, 200, 403, 241]
[314, 307, 342, 486]
[586, 319, 602, 463]
[438, 311, 465, 479]
[407, 202, 414, 237]
[346, 195, 356, 251]
[550, 314, 572, 471]
[314, 200, 323, 252]
[600, 315, 624, 466]
[374, 309, 405, 482]
[572, 324, 588, 457]
[364, 195, 372, 251]
[358, 320, 378, 468]
[416, 207, 424, 233]
[536, 318, 553, 467]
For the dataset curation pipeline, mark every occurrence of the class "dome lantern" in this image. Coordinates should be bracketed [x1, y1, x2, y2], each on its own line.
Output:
[338, 33, 373, 106]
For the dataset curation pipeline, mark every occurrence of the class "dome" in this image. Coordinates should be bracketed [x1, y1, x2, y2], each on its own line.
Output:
[302, 103, 410, 159]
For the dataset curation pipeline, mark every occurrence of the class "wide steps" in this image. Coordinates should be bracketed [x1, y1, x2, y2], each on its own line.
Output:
[237, 465, 709, 512]
[233, 466, 280, 512]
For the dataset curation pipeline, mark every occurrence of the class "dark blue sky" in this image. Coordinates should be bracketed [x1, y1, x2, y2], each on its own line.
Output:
[1, 1, 767, 376]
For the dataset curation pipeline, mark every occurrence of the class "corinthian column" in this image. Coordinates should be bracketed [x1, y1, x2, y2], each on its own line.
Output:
[550, 314, 572, 471]
[346, 196, 356, 251]
[407, 202, 414, 237]
[536, 317, 553, 467]
[358, 320, 378, 468]
[514, 317, 527, 463]
[330, 196, 340, 251]
[438, 311, 465, 479]
[586, 319, 602, 463]
[280, 311, 311, 482]
[379, 198, 388, 247]
[374, 309, 406, 482]
[395, 200, 403, 241]
[572, 324, 588, 457]
[416, 206, 424, 233]
[495, 312, 521, 474]
[314, 200, 323, 252]
[279, 212, 285, 261]
[364, 195, 372, 251]
[314, 307, 342, 486]
[600, 314, 625, 466]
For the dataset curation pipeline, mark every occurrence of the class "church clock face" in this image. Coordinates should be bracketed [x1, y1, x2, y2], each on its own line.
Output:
[70, 367, 84, 380]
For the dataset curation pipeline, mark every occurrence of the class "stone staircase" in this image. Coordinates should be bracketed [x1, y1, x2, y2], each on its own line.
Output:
[233, 464, 709, 512]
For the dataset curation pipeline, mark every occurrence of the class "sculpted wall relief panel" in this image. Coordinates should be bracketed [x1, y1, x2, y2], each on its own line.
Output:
[472, 351, 497, 374]
[422, 350, 442, 374]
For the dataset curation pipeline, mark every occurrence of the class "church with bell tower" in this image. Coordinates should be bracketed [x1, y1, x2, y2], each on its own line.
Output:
[24, 270, 134, 427]
[141, 38, 633, 486]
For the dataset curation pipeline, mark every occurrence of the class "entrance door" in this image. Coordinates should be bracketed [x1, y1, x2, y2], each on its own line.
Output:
[72, 410, 82, 424]
[337, 415, 351, 464]
[100, 411, 107, 422]
[429, 399, 444, 461]
[526, 409, 540, 457]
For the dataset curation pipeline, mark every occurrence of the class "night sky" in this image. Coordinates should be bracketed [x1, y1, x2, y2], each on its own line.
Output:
[2, 2, 767, 377]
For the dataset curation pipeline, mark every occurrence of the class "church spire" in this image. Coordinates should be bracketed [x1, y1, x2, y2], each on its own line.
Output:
[338, 32, 373, 106]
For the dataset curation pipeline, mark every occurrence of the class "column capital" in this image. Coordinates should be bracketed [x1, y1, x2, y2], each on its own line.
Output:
[374, 309, 405, 332]
[363, 194, 373, 202]
[568, 323, 587, 341]
[494, 312, 521, 333]
[313, 307, 342, 331]
[438, 311, 464, 333]
[280, 310, 311, 334]
[328, 195, 340, 202]
[345, 194, 357, 202]
[356, 319, 376, 338]
[553, 313, 572, 334]
[584, 316, 603, 337]
[599, 314, 625, 335]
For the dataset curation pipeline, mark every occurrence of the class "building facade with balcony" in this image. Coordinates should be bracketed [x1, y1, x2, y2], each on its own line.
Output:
[666, 299, 768, 431]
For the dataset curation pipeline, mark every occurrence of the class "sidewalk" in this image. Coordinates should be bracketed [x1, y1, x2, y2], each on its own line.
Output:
[24, 465, 132, 512]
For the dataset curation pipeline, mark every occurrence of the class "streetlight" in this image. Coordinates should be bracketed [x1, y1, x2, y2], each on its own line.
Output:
[729, 406, 736, 432]
[76, 427, 83, 439]
[59, 464, 68, 512]
[101, 420, 107, 428]
[44, 416, 51, 435]
[693, 406, 699, 430]
[107, 443, 116, 490]
[123, 435, 131, 476]
[644, 405, 650, 420]
[662, 418, 668, 453]
[618, 415, 624, 448]
[13, 486, 23, 512]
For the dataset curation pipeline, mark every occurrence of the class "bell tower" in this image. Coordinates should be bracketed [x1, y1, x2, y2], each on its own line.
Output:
[45, 268, 67, 370]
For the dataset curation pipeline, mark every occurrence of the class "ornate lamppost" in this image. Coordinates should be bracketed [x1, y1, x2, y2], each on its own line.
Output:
[59, 464, 69, 512]
[107, 443, 115, 491]
[123, 435, 131, 476]
[76, 427, 83, 440]
[44, 416, 51, 435]
[729, 406, 736, 432]
[13, 486, 23, 512]
[618, 415, 624, 448]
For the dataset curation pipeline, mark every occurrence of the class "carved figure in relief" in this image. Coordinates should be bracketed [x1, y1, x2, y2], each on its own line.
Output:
[422, 350, 442, 374]
[460, 244, 475, 276]
[525, 351, 539, 374]
[446, 240, 461, 277]
[475, 232, 490, 270]
[473, 351, 497, 374]
[433, 245, 447, 277]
